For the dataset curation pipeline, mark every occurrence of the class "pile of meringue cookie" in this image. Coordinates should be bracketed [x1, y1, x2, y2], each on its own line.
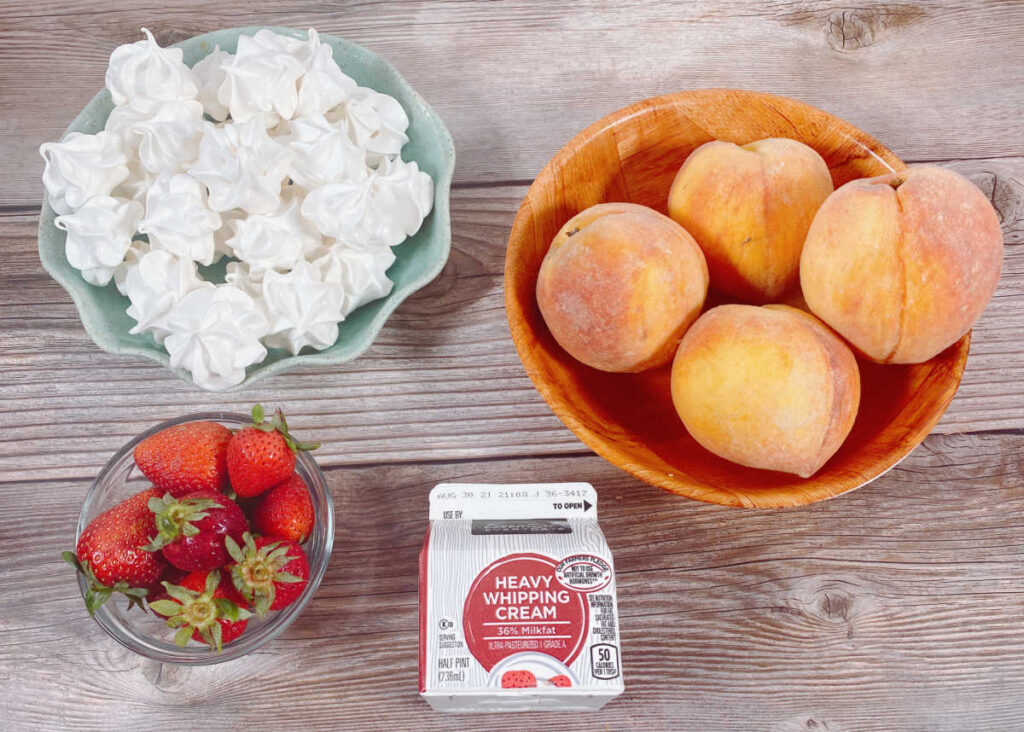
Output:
[39, 28, 434, 391]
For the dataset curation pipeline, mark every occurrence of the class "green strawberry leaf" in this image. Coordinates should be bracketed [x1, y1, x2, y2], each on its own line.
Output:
[162, 581, 199, 604]
[224, 535, 245, 563]
[214, 597, 239, 622]
[252, 404, 265, 424]
[173, 626, 194, 647]
[210, 622, 223, 654]
[275, 572, 303, 584]
[148, 600, 182, 616]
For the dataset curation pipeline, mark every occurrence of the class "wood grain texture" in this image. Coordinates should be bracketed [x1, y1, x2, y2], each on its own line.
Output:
[1, 157, 1021, 483]
[2, 434, 1023, 731]
[2, 1, 1024, 203]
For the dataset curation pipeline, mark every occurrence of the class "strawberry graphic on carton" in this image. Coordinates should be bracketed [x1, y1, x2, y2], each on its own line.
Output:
[419, 483, 624, 713]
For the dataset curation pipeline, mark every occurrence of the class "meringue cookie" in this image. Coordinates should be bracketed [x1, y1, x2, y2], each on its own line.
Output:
[336, 86, 409, 165]
[114, 239, 151, 295]
[219, 30, 306, 123]
[105, 28, 200, 108]
[192, 45, 231, 121]
[313, 240, 395, 316]
[188, 119, 292, 213]
[138, 173, 222, 265]
[227, 197, 321, 271]
[295, 29, 357, 117]
[286, 114, 366, 189]
[224, 260, 266, 299]
[163, 285, 270, 391]
[111, 158, 155, 203]
[127, 100, 204, 174]
[124, 249, 210, 343]
[55, 196, 144, 286]
[301, 156, 433, 247]
[261, 259, 347, 354]
[212, 208, 246, 261]
[40, 131, 130, 215]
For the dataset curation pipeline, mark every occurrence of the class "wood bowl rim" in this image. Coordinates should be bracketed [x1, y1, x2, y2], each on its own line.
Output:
[504, 88, 970, 509]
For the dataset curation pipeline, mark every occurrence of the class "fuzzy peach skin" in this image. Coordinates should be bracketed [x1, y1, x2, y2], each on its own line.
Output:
[536, 202, 709, 373]
[667, 138, 834, 303]
[800, 165, 1003, 364]
[671, 304, 860, 478]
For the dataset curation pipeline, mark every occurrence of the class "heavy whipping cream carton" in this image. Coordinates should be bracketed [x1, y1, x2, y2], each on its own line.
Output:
[419, 483, 624, 712]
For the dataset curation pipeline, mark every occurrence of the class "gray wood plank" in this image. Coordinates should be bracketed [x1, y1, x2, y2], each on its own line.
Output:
[1, 158, 1022, 482]
[2, 434, 1023, 731]
[3, 1, 1024, 204]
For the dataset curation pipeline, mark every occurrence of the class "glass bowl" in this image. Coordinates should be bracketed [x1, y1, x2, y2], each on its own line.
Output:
[75, 412, 334, 664]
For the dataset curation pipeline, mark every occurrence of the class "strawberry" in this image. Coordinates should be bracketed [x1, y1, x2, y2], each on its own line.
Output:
[227, 405, 318, 498]
[501, 670, 537, 688]
[146, 568, 187, 614]
[63, 487, 166, 615]
[133, 421, 232, 498]
[226, 532, 309, 617]
[147, 569, 252, 652]
[251, 473, 314, 543]
[144, 491, 248, 571]
[549, 675, 572, 687]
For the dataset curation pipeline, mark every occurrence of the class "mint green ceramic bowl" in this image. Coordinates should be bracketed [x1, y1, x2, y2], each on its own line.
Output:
[38, 26, 454, 389]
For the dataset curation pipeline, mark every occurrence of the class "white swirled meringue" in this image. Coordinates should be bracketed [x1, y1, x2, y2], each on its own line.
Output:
[55, 196, 143, 286]
[313, 240, 396, 316]
[120, 100, 205, 174]
[224, 260, 266, 299]
[285, 114, 366, 189]
[332, 86, 410, 165]
[124, 249, 210, 343]
[219, 30, 306, 123]
[212, 208, 245, 261]
[105, 28, 200, 108]
[192, 45, 231, 121]
[40, 131, 130, 215]
[188, 119, 292, 213]
[114, 239, 150, 295]
[163, 285, 269, 391]
[295, 29, 357, 118]
[138, 173, 222, 265]
[261, 259, 347, 354]
[111, 159, 155, 203]
[227, 196, 321, 271]
[301, 156, 433, 247]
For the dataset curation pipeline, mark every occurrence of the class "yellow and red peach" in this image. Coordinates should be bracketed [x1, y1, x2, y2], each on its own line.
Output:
[671, 304, 860, 478]
[800, 165, 1004, 364]
[536, 202, 709, 373]
[667, 138, 834, 303]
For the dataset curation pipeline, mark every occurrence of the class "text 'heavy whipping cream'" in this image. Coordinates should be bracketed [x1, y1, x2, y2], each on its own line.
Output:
[419, 483, 624, 712]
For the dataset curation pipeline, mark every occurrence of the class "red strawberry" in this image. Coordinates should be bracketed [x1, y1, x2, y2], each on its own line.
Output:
[501, 670, 537, 688]
[134, 421, 232, 498]
[549, 675, 572, 687]
[146, 568, 188, 615]
[147, 569, 252, 652]
[251, 473, 314, 543]
[227, 405, 318, 498]
[226, 532, 309, 617]
[144, 491, 248, 571]
[63, 487, 166, 615]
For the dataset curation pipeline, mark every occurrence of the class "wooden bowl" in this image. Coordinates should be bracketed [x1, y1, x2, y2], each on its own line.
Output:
[505, 89, 969, 508]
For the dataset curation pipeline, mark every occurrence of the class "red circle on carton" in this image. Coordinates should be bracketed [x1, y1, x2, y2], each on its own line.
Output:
[463, 553, 589, 671]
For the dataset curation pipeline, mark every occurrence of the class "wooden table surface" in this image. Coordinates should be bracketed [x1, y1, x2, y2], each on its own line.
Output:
[2, 1, 1023, 730]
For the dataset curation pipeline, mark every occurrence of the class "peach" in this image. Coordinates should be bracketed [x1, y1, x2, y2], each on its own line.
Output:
[667, 138, 834, 303]
[800, 165, 1003, 364]
[536, 202, 709, 373]
[671, 304, 860, 478]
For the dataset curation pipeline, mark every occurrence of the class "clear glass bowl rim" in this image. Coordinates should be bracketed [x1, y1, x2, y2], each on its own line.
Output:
[75, 412, 334, 665]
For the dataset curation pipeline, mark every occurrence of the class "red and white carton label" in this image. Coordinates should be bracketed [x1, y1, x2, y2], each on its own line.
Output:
[419, 483, 624, 712]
